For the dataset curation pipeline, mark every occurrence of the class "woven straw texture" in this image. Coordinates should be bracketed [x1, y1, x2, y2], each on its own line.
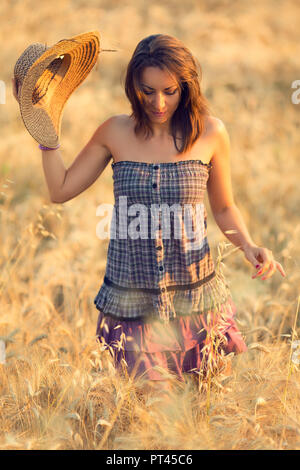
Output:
[13, 31, 100, 148]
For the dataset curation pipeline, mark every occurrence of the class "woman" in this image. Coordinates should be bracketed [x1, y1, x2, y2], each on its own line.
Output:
[12, 34, 286, 395]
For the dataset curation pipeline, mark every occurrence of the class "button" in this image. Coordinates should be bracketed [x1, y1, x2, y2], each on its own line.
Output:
[156, 246, 162, 250]
[154, 165, 159, 170]
[152, 183, 157, 188]
[159, 266, 164, 271]
[161, 287, 166, 293]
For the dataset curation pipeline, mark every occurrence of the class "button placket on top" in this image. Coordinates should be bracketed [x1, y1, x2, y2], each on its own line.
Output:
[151, 164, 168, 298]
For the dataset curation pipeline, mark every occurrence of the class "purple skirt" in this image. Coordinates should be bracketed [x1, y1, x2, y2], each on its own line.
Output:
[95, 298, 248, 382]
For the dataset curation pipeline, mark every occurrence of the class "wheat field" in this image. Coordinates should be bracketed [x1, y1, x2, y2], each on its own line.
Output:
[0, 0, 299, 450]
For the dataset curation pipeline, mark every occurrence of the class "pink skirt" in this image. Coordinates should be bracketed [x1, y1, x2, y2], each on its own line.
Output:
[95, 298, 247, 382]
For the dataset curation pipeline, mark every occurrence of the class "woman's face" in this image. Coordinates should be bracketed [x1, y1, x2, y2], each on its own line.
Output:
[139, 66, 181, 123]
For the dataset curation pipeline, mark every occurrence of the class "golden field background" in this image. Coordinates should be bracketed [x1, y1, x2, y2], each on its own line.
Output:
[0, 0, 300, 450]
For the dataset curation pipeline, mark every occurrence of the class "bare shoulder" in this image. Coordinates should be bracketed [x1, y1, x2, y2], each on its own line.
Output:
[205, 115, 228, 136]
[87, 114, 128, 158]
[205, 115, 230, 153]
[106, 114, 131, 132]
[100, 114, 131, 143]
[97, 113, 128, 135]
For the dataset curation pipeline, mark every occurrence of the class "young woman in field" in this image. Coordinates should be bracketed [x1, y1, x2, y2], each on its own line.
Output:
[12, 34, 285, 396]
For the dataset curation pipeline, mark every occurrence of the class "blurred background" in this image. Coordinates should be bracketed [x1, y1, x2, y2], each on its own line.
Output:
[0, 0, 299, 450]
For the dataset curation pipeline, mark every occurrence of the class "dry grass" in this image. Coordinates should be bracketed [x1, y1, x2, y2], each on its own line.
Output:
[0, 0, 300, 450]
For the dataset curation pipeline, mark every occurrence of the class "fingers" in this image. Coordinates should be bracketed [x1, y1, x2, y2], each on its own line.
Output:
[275, 261, 286, 278]
[252, 260, 273, 280]
[252, 254, 286, 281]
[251, 248, 271, 279]
[260, 261, 277, 280]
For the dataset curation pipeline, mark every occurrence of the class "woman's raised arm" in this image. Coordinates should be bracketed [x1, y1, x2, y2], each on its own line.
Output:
[12, 77, 114, 204]
[41, 117, 114, 203]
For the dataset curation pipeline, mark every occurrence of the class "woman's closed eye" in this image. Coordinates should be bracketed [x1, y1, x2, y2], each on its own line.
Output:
[142, 90, 177, 96]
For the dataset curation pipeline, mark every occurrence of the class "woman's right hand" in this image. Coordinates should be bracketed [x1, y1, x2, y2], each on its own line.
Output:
[11, 77, 19, 102]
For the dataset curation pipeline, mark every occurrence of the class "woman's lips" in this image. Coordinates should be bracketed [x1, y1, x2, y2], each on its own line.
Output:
[152, 111, 166, 116]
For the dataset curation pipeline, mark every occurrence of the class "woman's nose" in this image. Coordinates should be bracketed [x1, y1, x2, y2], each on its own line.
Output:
[152, 93, 165, 110]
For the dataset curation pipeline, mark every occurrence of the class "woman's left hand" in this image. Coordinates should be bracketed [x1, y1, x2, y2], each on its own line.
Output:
[242, 244, 286, 281]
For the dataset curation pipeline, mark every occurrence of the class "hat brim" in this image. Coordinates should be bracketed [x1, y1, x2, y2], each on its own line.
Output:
[18, 31, 100, 148]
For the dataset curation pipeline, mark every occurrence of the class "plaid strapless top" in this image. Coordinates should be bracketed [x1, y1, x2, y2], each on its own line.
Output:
[94, 159, 233, 324]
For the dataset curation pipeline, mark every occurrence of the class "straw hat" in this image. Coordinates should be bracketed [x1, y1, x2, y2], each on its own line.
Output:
[13, 31, 101, 148]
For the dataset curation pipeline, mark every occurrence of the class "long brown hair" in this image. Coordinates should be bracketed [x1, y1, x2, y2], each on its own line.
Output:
[124, 34, 211, 154]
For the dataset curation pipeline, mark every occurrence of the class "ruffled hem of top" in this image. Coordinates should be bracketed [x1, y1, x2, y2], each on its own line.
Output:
[94, 269, 234, 324]
[95, 295, 248, 355]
